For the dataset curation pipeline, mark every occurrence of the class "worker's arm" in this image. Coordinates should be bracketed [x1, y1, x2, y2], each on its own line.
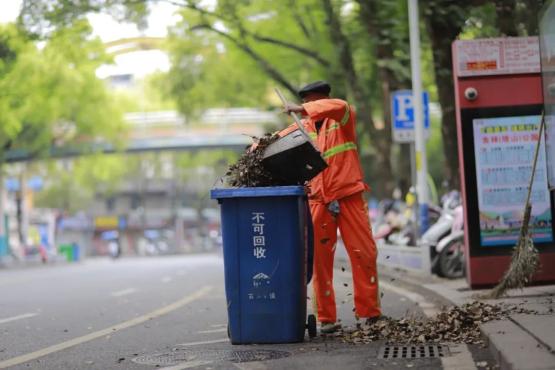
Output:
[301, 99, 350, 123]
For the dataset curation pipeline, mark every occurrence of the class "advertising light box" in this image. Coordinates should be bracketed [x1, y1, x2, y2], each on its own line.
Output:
[472, 115, 553, 246]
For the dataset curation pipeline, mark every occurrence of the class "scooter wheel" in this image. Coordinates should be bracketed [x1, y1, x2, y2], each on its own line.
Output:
[307, 314, 317, 338]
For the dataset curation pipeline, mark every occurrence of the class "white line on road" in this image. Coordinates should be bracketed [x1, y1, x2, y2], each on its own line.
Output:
[378, 280, 439, 317]
[177, 338, 229, 347]
[234, 362, 268, 370]
[440, 344, 477, 370]
[197, 328, 228, 334]
[110, 288, 137, 297]
[0, 313, 38, 325]
[0, 285, 213, 369]
[160, 360, 213, 370]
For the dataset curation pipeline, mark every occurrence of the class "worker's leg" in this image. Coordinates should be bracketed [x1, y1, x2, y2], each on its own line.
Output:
[337, 192, 381, 319]
[309, 201, 338, 323]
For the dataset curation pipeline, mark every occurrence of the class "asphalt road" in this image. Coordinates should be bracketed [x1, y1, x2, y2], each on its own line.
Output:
[0, 254, 494, 369]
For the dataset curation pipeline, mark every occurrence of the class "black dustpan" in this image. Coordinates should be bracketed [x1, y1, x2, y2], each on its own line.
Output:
[262, 129, 327, 184]
[262, 88, 328, 184]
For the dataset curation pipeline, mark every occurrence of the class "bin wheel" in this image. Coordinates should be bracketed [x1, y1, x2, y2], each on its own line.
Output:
[227, 324, 230, 339]
[307, 314, 317, 338]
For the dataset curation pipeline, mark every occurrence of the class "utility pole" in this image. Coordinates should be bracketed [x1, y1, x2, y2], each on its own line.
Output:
[408, 0, 429, 235]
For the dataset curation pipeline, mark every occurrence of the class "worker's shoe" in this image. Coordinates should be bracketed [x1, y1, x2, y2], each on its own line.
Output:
[320, 322, 341, 334]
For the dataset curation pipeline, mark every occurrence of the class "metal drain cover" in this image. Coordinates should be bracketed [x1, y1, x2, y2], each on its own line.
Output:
[132, 349, 291, 366]
[378, 344, 449, 359]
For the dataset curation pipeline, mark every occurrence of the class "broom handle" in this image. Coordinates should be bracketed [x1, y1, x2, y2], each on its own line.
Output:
[524, 113, 546, 209]
[274, 88, 311, 138]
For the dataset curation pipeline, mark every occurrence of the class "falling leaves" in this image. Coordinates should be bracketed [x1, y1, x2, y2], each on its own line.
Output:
[333, 301, 537, 346]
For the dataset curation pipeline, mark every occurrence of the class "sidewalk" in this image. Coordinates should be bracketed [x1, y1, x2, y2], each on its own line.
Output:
[422, 279, 555, 370]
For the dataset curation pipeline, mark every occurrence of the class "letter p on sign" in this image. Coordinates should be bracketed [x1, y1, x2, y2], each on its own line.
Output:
[391, 90, 430, 143]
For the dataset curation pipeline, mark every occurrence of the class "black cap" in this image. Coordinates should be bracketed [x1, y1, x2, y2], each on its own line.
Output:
[298, 80, 331, 98]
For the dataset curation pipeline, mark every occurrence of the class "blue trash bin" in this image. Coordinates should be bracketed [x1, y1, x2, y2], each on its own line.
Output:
[72, 243, 80, 262]
[211, 186, 315, 344]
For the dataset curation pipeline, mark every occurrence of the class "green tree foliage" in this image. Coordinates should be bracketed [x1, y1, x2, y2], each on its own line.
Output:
[0, 20, 125, 162]
[17, 0, 550, 199]
[34, 154, 132, 212]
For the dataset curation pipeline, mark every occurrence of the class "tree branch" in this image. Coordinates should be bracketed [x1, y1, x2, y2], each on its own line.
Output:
[190, 24, 298, 97]
[320, 0, 376, 134]
[250, 34, 329, 67]
[176, 1, 329, 67]
[287, 0, 312, 39]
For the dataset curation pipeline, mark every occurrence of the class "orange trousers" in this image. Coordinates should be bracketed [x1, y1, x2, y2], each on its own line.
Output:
[310, 192, 381, 323]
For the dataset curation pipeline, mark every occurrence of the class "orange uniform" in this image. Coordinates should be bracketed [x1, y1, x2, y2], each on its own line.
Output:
[287, 98, 381, 323]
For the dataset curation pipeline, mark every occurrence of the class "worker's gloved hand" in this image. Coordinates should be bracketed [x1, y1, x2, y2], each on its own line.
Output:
[327, 200, 340, 216]
[283, 102, 305, 114]
[303, 181, 312, 196]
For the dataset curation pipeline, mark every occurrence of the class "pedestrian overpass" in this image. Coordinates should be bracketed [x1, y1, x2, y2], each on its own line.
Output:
[3, 108, 281, 163]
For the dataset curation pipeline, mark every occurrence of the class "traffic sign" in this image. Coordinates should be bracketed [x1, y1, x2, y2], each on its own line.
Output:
[391, 90, 430, 143]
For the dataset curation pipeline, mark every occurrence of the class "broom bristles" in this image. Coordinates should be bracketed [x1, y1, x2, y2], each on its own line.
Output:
[483, 114, 546, 300]
[485, 205, 540, 299]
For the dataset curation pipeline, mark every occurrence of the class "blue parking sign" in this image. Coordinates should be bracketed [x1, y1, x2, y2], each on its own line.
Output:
[391, 90, 430, 143]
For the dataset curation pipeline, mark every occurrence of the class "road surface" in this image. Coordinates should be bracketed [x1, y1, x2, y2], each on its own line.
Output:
[0, 254, 494, 369]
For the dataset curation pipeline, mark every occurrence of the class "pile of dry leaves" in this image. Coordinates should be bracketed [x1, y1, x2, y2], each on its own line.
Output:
[334, 301, 535, 345]
[225, 134, 280, 187]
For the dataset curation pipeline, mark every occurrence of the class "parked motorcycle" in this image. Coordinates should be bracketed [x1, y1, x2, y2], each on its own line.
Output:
[435, 205, 465, 278]
[420, 191, 465, 278]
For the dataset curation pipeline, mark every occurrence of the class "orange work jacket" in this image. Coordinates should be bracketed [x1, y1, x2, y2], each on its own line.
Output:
[281, 98, 368, 204]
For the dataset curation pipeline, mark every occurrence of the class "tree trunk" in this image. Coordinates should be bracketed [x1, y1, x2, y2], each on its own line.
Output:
[495, 0, 519, 36]
[357, 0, 412, 196]
[425, 5, 466, 191]
[320, 0, 395, 198]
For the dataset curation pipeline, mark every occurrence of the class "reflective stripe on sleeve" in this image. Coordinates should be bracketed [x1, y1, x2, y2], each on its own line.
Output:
[326, 123, 339, 134]
[340, 104, 350, 125]
[323, 141, 357, 159]
[308, 132, 318, 140]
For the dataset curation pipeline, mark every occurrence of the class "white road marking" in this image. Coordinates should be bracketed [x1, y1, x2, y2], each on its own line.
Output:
[110, 288, 137, 297]
[161, 276, 173, 283]
[0, 286, 213, 369]
[210, 323, 227, 328]
[197, 328, 228, 334]
[177, 338, 229, 347]
[160, 360, 213, 370]
[378, 280, 439, 317]
[234, 362, 268, 370]
[440, 344, 477, 370]
[0, 313, 38, 325]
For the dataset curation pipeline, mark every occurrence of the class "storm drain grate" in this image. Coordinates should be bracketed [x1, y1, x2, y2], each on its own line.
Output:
[377, 344, 449, 359]
[132, 349, 291, 366]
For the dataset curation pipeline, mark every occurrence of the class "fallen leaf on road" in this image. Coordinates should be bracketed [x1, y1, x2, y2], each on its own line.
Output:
[336, 301, 536, 346]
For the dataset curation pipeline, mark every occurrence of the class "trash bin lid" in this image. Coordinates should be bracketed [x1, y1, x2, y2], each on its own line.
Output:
[210, 186, 305, 199]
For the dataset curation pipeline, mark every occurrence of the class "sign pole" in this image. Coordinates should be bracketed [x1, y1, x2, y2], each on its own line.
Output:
[408, 0, 429, 235]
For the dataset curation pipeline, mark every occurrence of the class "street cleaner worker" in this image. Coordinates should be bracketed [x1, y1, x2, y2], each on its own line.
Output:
[282, 81, 381, 334]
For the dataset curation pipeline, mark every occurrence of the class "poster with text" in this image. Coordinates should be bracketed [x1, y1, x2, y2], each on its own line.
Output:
[473, 115, 553, 246]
